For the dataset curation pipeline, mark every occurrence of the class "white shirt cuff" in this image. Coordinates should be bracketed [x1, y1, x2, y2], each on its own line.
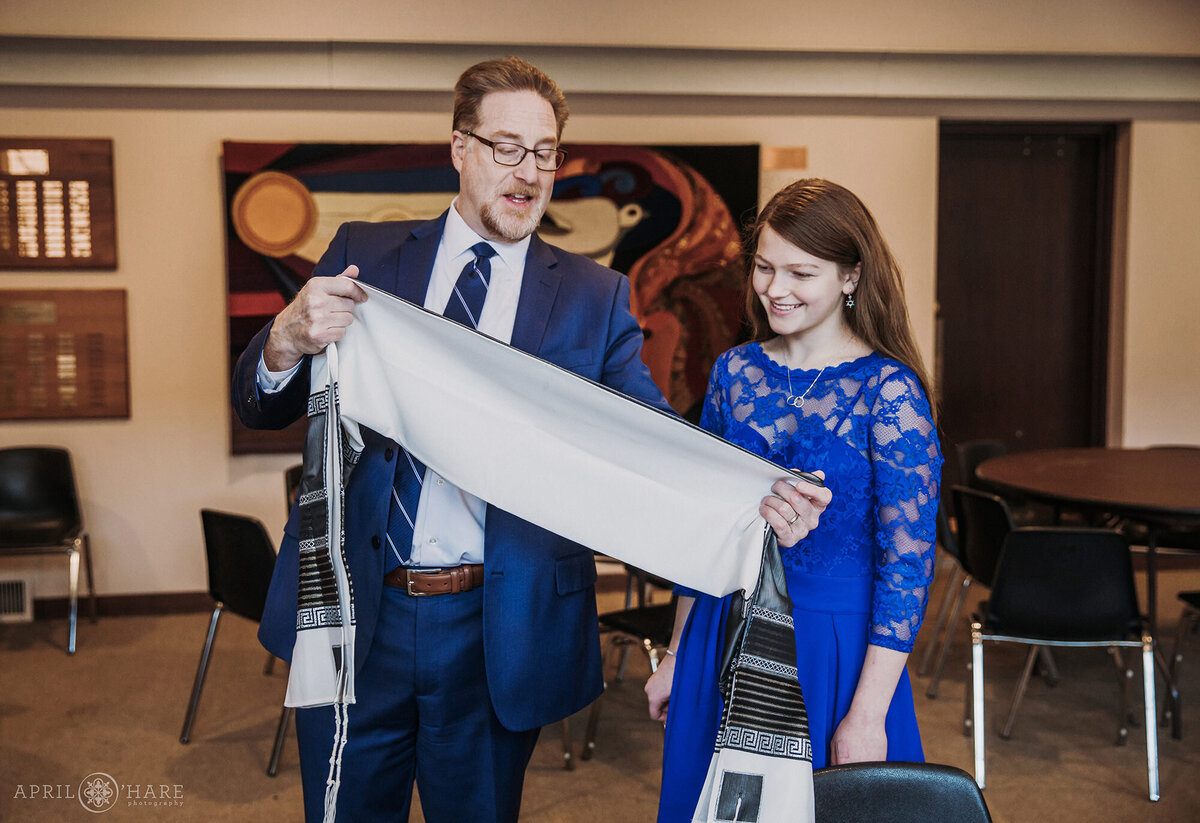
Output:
[256, 355, 302, 394]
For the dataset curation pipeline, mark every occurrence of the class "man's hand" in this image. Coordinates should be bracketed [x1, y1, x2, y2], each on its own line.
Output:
[263, 265, 366, 371]
[760, 470, 832, 548]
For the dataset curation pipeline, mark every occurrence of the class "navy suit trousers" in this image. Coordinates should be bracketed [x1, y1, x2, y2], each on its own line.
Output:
[295, 584, 540, 823]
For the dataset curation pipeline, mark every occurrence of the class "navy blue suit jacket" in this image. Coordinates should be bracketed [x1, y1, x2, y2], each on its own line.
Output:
[232, 213, 670, 731]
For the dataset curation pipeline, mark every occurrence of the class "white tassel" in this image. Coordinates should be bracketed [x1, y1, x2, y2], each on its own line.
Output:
[320, 344, 352, 823]
[323, 702, 349, 823]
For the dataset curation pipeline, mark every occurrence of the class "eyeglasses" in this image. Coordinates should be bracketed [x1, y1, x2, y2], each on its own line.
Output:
[461, 131, 566, 172]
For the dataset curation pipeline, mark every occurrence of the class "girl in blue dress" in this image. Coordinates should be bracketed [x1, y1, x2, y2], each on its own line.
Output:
[645, 178, 942, 822]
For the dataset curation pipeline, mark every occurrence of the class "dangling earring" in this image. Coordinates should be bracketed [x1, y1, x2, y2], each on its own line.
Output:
[845, 292, 855, 308]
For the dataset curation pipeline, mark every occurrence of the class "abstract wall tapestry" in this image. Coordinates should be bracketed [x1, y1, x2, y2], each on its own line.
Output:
[222, 140, 758, 454]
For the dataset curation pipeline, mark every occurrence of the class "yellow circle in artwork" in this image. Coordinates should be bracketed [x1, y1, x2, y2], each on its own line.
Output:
[230, 171, 317, 257]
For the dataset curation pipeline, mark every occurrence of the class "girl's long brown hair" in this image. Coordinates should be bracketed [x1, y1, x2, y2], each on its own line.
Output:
[744, 178, 938, 418]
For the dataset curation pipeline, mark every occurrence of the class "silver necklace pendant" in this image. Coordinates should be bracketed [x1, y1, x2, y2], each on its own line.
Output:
[785, 364, 826, 409]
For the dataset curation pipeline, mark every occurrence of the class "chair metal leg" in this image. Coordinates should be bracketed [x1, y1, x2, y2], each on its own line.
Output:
[66, 547, 80, 655]
[1109, 647, 1137, 745]
[268, 705, 292, 777]
[927, 575, 972, 698]
[1151, 638, 1183, 741]
[558, 717, 575, 770]
[581, 693, 602, 761]
[971, 621, 986, 790]
[582, 635, 616, 760]
[1164, 607, 1196, 735]
[1037, 647, 1060, 687]
[919, 565, 963, 676]
[615, 638, 633, 683]
[180, 605, 223, 744]
[962, 654, 972, 737]
[81, 534, 98, 623]
[1000, 646, 1039, 739]
[646, 639, 661, 674]
[1141, 636, 1160, 802]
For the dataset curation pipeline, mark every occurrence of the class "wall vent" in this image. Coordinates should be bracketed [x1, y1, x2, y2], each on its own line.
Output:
[0, 575, 34, 623]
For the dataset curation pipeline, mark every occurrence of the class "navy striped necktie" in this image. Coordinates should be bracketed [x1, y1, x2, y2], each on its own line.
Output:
[385, 242, 496, 569]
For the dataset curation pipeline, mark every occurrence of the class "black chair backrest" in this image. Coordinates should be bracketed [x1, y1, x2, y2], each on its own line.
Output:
[284, 464, 303, 513]
[597, 600, 676, 643]
[987, 527, 1139, 641]
[955, 439, 1008, 490]
[936, 498, 960, 562]
[813, 761, 993, 823]
[199, 509, 278, 623]
[0, 447, 82, 547]
[952, 485, 1014, 588]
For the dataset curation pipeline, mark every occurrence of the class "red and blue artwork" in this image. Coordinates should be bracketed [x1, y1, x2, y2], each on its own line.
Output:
[223, 140, 759, 453]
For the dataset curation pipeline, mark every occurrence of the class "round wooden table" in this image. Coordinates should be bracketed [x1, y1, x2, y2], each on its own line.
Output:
[976, 447, 1200, 528]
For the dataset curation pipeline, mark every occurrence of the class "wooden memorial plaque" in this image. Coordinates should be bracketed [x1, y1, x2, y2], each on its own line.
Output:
[0, 288, 129, 419]
[0, 138, 117, 269]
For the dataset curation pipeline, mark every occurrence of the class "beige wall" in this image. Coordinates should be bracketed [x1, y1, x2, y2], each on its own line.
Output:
[1125, 122, 1200, 447]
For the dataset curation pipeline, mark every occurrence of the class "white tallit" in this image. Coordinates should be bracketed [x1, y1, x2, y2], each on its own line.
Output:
[293, 282, 811, 821]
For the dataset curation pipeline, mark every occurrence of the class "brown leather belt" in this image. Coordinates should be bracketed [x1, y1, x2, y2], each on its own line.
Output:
[383, 564, 485, 597]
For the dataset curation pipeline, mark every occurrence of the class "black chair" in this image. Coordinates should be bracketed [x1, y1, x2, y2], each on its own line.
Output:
[926, 486, 1022, 699]
[577, 598, 676, 763]
[813, 761, 993, 823]
[180, 509, 291, 776]
[955, 438, 1049, 525]
[968, 527, 1162, 801]
[955, 439, 1009, 491]
[0, 446, 97, 654]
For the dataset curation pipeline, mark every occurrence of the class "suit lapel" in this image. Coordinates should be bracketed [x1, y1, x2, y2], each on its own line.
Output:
[388, 212, 447, 303]
[510, 234, 562, 355]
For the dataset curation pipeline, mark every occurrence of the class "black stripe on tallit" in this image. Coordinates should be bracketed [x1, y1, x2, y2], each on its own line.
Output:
[742, 613, 797, 667]
[725, 669, 810, 737]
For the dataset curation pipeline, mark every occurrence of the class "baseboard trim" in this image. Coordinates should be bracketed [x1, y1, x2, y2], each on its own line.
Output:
[34, 592, 214, 620]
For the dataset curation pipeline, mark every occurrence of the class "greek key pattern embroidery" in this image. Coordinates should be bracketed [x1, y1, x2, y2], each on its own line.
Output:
[297, 604, 344, 629]
[718, 725, 813, 761]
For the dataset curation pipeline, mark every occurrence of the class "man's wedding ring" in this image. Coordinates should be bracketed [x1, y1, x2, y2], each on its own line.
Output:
[787, 513, 800, 525]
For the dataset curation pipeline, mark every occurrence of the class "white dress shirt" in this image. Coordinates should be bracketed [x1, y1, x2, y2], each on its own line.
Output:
[258, 201, 529, 567]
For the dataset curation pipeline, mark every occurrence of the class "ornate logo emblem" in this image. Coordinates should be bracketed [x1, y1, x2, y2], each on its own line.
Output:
[77, 772, 119, 814]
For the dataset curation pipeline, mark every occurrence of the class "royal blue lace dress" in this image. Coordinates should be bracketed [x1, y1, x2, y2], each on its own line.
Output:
[657, 342, 942, 823]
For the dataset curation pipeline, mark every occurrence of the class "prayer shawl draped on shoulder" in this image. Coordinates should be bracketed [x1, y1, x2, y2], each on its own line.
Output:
[293, 282, 814, 822]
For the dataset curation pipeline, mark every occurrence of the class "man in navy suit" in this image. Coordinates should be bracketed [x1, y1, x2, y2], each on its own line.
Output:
[233, 57, 828, 823]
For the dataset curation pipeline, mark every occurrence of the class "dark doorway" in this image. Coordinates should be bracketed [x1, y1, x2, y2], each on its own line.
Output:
[936, 123, 1116, 484]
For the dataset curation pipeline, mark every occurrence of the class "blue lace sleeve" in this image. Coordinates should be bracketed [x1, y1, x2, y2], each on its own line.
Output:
[868, 367, 942, 653]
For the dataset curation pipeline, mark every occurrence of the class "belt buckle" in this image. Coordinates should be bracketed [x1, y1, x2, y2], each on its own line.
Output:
[406, 568, 442, 597]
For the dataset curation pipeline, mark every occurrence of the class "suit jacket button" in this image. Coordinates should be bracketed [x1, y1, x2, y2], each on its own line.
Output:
[385, 448, 395, 461]
[371, 536, 381, 549]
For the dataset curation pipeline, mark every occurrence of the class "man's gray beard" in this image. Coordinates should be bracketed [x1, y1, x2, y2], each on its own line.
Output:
[481, 201, 542, 243]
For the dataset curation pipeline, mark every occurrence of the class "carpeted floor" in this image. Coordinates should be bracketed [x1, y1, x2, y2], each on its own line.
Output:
[2, 570, 1198, 822]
